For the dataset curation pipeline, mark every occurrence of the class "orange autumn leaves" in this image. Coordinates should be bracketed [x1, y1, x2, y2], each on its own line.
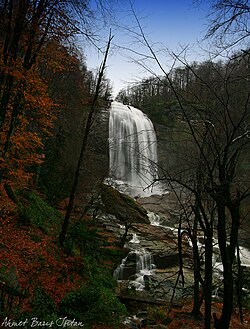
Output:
[0, 218, 82, 308]
[0, 43, 64, 192]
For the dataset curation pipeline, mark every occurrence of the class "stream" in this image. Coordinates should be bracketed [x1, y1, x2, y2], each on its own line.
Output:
[105, 101, 250, 327]
[109, 206, 250, 327]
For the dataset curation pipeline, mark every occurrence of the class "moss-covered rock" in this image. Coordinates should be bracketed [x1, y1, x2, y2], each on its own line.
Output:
[101, 184, 150, 224]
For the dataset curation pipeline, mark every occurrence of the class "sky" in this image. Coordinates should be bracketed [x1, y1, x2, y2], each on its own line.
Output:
[85, 0, 211, 97]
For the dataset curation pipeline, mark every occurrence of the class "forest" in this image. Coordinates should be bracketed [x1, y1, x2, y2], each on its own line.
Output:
[0, 1, 250, 329]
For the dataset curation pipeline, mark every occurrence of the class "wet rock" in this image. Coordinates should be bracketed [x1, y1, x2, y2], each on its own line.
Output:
[114, 255, 137, 280]
[142, 267, 194, 303]
[137, 310, 148, 318]
[123, 316, 141, 328]
[98, 189, 198, 308]
[154, 252, 179, 269]
[101, 184, 150, 224]
[121, 266, 136, 280]
[137, 193, 182, 226]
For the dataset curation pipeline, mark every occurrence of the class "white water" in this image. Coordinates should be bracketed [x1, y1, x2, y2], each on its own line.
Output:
[108, 101, 250, 293]
[114, 220, 250, 295]
[109, 101, 158, 196]
[113, 233, 155, 290]
[129, 249, 155, 291]
[148, 212, 162, 226]
[135, 249, 154, 273]
[113, 255, 128, 281]
[239, 246, 250, 267]
[129, 233, 140, 244]
[213, 243, 250, 276]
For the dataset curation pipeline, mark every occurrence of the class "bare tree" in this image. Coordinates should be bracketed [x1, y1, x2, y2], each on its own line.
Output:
[125, 5, 250, 328]
[204, 0, 250, 51]
[59, 31, 114, 246]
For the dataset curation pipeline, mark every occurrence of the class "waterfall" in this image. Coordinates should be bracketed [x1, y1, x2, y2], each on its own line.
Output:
[113, 255, 128, 281]
[113, 230, 155, 291]
[239, 246, 250, 267]
[109, 101, 158, 195]
[135, 249, 154, 273]
[130, 249, 155, 291]
[129, 233, 140, 244]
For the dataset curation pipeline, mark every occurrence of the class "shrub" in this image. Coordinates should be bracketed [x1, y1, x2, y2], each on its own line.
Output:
[20, 191, 62, 232]
[147, 305, 168, 322]
[59, 272, 126, 328]
[30, 288, 57, 317]
[18, 287, 58, 326]
[64, 220, 100, 258]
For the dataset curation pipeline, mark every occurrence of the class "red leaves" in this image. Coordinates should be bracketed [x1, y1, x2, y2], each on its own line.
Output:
[0, 218, 82, 310]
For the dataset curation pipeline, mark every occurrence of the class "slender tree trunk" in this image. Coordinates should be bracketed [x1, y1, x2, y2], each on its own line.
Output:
[191, 236, 204, 316]
[59, 32, 114, 246]
[3, 90, 23, 155]
[204, 229, 213, 329]
[191, 213, 204, 317]
[0, 0, 24, 127]
[214, 200, 239, 329]
[192, 244, 202, 315]
[120, 221, 130, 247]
[0, 74, 14, 127]
[214, 263, 234, 329]
[236, 242, 244, 323]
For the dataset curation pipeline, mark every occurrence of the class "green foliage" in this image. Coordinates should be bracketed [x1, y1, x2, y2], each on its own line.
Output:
[38, 150, 75, 203]
[59, 271, 126, 328]
[0, 265, 18, 288]
[30, 288, 57, 318]
[64, 220, 100, 258]
[147, 305, 168, 322]
[20, 288, 58, 325]
[20, 191, 62, 233]
[138, 100, 184, 129]
[101, 248, 124, 265]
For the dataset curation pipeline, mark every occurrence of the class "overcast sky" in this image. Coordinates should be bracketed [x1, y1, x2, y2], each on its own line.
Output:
[85, 0, 211, 97]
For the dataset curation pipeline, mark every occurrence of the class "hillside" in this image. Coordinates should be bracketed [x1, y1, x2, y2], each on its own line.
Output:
[0, 189, 126, 328]
[1, 187, 249, 328]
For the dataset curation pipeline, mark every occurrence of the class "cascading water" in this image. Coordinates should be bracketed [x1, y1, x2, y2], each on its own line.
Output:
[113, 255, 128, 281]
[128, 249, 155, 291]
[108, 101, 158, 195]
[113, 233, 155, 291]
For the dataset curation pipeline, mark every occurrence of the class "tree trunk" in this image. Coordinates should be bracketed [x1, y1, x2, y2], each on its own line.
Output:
[204, 229, 213, 329]
[191, 218, 204, 317]
[192, 246, 203, 316]
[59, 32, 113, 246]
[214, 200, 239, 329]
[214, 264, 234, 329]
[0, 74, 14, 127]
[236, 242, 244, 323]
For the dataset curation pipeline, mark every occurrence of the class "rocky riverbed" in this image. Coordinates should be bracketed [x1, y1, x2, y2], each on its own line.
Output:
[96, 190, 195, 305]
[95, 186, 250, 327]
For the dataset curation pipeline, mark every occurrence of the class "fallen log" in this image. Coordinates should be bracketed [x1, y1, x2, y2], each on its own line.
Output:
[117, 294, 167, 305]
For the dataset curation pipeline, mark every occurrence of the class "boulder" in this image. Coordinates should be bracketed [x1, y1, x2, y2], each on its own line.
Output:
[101, 184, 150, 224]
[143, 269, 193, 303]
[154, 252, 179, 269]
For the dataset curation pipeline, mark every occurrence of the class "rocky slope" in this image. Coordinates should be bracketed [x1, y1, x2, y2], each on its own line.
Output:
[98, 188, 195, 307]
[98, 187, 250, 322]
